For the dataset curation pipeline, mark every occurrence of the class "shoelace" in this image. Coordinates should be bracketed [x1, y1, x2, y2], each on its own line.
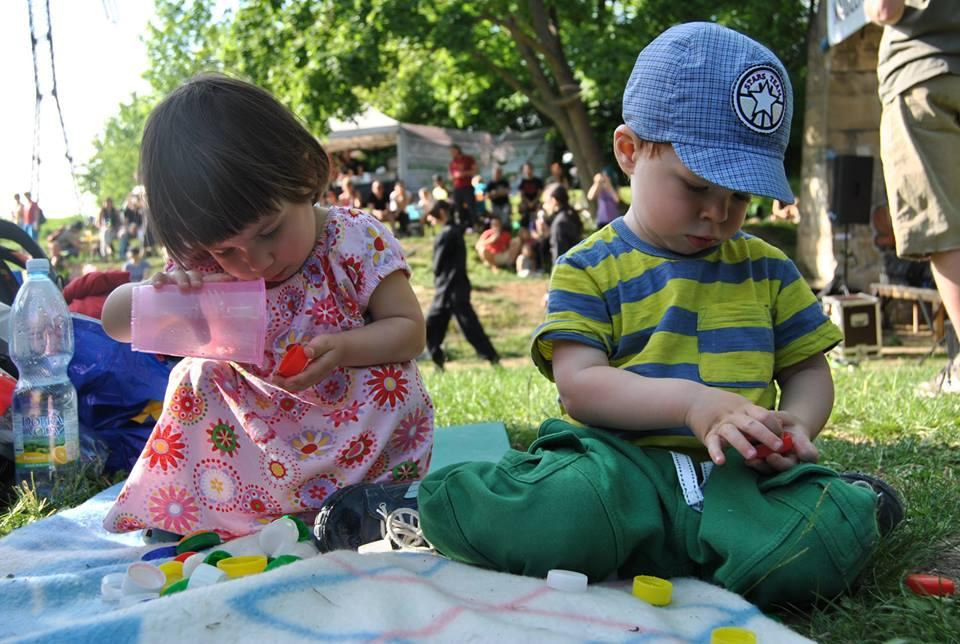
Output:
[376, 503, 434, 552]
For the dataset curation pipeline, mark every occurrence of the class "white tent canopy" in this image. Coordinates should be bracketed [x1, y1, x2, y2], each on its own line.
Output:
[324, 107, 550, 191]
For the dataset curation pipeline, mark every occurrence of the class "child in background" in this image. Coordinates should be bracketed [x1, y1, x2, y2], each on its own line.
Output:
[122, 246, 149, 282]
[474, 217, 521, 272]
[422, 200, 499, 370]
[515, 239, 538, 278]
[317, 23, 902, 608]
[100, 74, 433, 538]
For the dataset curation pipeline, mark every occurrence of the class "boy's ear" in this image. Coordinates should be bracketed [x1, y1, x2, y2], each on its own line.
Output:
[613, 125, 638, 175]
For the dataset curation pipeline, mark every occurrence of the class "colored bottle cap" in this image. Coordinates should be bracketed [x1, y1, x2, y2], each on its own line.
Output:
[141, 545, 179, 562]
[203, 550, 233, 566]
[174, 550, 197, 563]
[182, 551, 206, 578]
[160, 577, 190, 597]
[277, 344, 309, 377]
[711, 627, 757, 644]
[905, 573, 956, 597]
[632, 575, 672, 606]
[754, 432, 794, 459]
[265, 554, 301, 572]
[157, 560, 184, 581]
[274, 540, 319, 560]
[176, 531, 222, 555]
[217, 555, 268, 578]
[546, 569, 588, 592]
[283, 514, 312, 541]
[123, 562, 166, 594]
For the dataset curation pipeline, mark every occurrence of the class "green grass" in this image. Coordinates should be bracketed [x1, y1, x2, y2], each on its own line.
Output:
[3, 224, 958, 642]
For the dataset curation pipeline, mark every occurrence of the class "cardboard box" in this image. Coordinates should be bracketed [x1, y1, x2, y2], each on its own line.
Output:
[822, 294, 882, 359]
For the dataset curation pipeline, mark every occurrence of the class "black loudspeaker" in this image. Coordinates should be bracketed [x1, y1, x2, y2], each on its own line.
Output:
[829, 155, 873, 225]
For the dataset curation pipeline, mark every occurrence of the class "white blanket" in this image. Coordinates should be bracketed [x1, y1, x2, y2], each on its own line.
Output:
[0, 483, 812, 643]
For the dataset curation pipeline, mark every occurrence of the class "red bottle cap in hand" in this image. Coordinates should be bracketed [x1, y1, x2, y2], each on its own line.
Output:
[905, 573, 956, 597]
[277, 344, 309, 378]
[753, 432, 794, 459]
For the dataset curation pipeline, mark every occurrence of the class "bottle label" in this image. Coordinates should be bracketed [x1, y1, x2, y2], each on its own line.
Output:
[13, 410, 78, 469]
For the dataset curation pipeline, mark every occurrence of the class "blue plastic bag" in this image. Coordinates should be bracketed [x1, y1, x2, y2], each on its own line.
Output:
[68, 316, 174, 474]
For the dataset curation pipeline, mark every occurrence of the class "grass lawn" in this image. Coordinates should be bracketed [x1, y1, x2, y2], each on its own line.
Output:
[2, 220, 958, 642]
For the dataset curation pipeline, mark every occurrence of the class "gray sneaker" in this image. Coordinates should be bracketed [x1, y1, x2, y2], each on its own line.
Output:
[839, 472, 905, 537]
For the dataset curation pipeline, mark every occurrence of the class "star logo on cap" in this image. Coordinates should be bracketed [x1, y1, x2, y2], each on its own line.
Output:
[732, 65, 786, 134]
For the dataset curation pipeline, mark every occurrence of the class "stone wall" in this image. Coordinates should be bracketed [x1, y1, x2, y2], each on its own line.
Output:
[797, 2, 886, 291]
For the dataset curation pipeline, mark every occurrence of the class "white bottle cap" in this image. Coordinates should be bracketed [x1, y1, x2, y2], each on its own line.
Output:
[25, 258, 50, 273]
[546, 569, 588, 592]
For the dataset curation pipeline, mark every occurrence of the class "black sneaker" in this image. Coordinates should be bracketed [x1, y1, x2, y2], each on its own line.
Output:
[313, 481, 428, 552]
[839, 472, 905, 537]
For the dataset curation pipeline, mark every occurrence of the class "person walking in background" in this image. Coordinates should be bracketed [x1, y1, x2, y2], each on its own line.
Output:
[448, 144, 477, 229]
[544, 184, 583, 268]
[22, 192, 40, 241]
[424, 200, 499, 370]
[588, 171, 621, 228]
[10, 194, 25, 226]
[97, 197, 120, 258]
[865, 0, 960, 394]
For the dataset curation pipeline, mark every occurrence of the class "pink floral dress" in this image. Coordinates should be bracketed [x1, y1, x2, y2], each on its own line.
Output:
[104, 207, 434, 538]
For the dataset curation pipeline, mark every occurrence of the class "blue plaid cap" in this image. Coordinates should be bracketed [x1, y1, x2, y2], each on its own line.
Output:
[623, 22, 794, 204]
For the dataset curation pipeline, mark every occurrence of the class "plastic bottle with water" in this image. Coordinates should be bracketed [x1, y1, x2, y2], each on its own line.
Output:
[9, 258, 79, 497]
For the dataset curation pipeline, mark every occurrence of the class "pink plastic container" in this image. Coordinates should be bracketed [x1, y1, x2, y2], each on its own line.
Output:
[131, 279, 266, 365]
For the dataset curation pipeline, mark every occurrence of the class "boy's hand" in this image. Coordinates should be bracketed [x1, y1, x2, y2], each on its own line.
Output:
[745, 410, 820, 473]
[272, 333, 347, 392]
[685, 388, 784, 465]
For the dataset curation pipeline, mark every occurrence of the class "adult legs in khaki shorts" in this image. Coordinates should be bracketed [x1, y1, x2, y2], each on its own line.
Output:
[880, 73, 960, 391]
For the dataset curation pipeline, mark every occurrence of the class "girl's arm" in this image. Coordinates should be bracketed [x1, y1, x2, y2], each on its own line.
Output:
[278, 270, 425, 391]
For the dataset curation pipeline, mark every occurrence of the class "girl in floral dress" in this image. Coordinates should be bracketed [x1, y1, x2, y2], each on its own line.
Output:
[100, 74, 433, 538]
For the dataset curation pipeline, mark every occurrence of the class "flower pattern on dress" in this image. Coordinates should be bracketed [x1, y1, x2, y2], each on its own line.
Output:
[147, 484, 201, 534]
[142, 423, 187, 472]
[323, 399, 364, 428]
[391, 459, 420, 481]
[239, 484, 281, 517]
[271, 284, 304, 326]
[211, 364, 245, 407]
[364, 452, 388, 481]
[169, 385, 206, 425]
[207, 419, 241, 458]
[294, 474, 340, 510]
[336, 430, 377, 468]
[391, 407, 432, 453]
[258, 450, 301, 487]
[309, 293, 346, 327]
[288, 429, 334, 460]
[316, 369, 351, 406]
[193, 458, 240, 511]
[241, 410, 277, 444]
[366, 365, 409, 408]
[274, 392, 309, 422]
[113, 513, 146, 532]
[365, 226, 389, 266]
[341, 255, 365, 295]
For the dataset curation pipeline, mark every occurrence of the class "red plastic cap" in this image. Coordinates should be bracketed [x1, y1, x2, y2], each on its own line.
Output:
[905, 573, 956, 597]
[277, 344, 309, 378]
[0, 375, 16, 415]
[754, 432, 794, 459]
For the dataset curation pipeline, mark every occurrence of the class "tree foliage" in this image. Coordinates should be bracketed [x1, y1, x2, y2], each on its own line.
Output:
[83, 0, 812, 204]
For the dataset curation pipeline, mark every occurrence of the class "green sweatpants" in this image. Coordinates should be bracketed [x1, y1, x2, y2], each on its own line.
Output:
[418, 419, 880, 608]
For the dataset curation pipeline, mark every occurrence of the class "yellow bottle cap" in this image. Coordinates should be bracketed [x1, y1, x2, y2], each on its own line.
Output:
[216, 555, 268, 578]
[711, 626, 757, 644]
[632, 575, 672, 606]
[157, 560, 184, 582]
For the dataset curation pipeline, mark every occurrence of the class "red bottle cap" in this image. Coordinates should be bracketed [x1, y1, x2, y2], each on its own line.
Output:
[753, 432, 794, 459]
[905, 573, 956, 597]
[277, 344, 309, 378]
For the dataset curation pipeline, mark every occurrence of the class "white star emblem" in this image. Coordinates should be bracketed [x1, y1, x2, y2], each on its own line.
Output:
[750, 83, 779, 121]
[732, 65, 786, 134]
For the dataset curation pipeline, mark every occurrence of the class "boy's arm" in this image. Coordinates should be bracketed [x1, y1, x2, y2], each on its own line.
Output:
[552, 340, 784, 465]
[767, 352, 835, 467]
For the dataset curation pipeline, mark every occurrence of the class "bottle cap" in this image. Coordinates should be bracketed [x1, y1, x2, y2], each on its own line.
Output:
[25, 258, 50, 273]
[265, 554, 301, 572]
[632, 575, 672, 606]
[203, 549, 233, 567]
[277, 344, 310, 377]
[710, 627, 757, 644]
[282, 514, 312, 541]
[188, 562, 227, 587]
[160, 577, 190, 597]
[157, 560, 184, 581]
[176, 530, 222, 555]
[141, 545, 178, 562]
[122, 562, 166, 594]
[258, 517, 301, 557]
[217, 555, 268, 578]
[546, 569, 588, 592]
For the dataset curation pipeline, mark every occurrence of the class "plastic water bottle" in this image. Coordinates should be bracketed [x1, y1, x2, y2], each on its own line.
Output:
[9, 258, 79, 497]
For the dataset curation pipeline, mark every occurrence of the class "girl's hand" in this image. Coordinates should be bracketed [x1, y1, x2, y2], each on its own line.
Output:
[685, 387, 784, 465]
[273, 333, 347, 392]
[149, 269, 235, 290]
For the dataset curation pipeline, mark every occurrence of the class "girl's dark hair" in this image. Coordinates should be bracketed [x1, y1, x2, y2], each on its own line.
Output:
[140, 73, 330, 266]
[545, 183, 570, 206]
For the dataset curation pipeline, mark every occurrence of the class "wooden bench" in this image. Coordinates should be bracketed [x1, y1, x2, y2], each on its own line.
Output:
[869, 282, 945, 340]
